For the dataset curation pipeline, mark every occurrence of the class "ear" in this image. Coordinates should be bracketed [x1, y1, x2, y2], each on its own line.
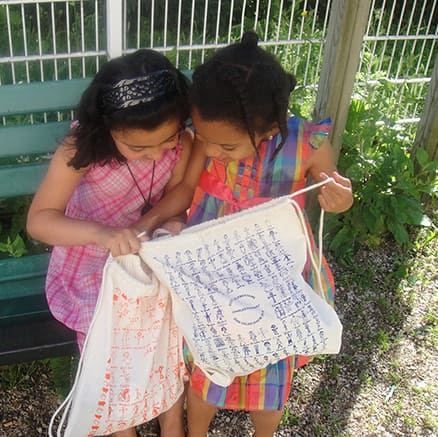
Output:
[264, 122, 280, 140]
[255, 123, 279, 145]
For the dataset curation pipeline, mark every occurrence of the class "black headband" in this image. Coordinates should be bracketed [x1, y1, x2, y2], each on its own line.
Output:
[101, 69, 178, 112]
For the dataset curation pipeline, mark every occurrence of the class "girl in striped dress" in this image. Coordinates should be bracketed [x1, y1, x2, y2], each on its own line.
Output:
[149, 31, 353, 436]
[26, 49, 192, 437]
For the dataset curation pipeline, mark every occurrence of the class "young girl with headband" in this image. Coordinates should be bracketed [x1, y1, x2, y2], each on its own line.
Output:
[148, 31, 353, 436]
[27, 49, 192, 437]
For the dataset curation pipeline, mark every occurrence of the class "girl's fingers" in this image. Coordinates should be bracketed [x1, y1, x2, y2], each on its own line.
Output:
[127, 235, 142, 254]
[319, 171, 351, 189]
[318, 176, 353, 213]
[109, 231, 143, 256]
[332, 171, 352, 187]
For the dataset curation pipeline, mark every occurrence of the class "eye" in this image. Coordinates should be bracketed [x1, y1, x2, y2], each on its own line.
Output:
[221, 145, 237, 152]
[128, 146, 147, 152]
[163, 132, 179, 144]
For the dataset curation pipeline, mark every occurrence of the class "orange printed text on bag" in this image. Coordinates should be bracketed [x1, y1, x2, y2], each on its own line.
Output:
[49, 255, 186, 436]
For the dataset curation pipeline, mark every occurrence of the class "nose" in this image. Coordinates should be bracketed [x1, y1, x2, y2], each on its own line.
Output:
[147, 147, 166, 161]
[205, 143, 226, 160]
[148, 142, 176, 161]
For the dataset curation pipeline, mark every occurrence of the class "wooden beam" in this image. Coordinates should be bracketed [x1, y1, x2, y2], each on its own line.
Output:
[313, 0, 372, 162]
[413, 55, 438, 162]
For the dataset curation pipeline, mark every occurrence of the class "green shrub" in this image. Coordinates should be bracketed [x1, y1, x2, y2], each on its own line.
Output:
[325, 88, 437, 262]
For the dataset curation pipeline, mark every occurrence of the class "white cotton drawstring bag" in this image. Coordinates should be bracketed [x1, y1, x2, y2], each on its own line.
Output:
[49, 254, 185, 436]
[139, 179, 343, 387]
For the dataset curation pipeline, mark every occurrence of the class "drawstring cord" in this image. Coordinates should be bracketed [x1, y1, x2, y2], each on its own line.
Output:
[289, 177, 334, 299]
[48, 259, 114, 436]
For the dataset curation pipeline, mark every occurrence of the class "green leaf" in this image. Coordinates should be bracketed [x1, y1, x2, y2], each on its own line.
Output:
[345, 163, 365, 182]
[0, 235, 27, 258]
[394, 195, 424, 225]
[10, 235, 27, 258]
[329, 226, 353, 254]
[405, 208, 426, 225]
[422, 160, 438, 172]
[415, 147, 429, 168]
[386, 219, 410, 244]
[363, 208, 386, 234]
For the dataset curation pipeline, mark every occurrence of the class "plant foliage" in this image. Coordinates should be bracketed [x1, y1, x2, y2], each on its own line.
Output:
[325, 83, 437, 262]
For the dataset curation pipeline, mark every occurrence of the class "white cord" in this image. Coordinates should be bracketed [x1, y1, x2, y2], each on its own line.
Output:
[48, 259, 113, 437]
[289, 177, 334, 299]
[289, 177, 334, 199]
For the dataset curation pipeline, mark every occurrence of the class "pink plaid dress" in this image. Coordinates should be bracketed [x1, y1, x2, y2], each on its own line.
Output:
[46, 144, 182, 344]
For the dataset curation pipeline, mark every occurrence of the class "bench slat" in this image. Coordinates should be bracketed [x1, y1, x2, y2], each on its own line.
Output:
[0, 78, 91, 116]
[0, 255, 50, 318]
[0, 253, 49, 281]
[0, 121, 71, 157]
[0, 270, 46, 301]
[0, 294, 48, 323]
[0, 162, 49, 197]
[0, 318, 77, 365]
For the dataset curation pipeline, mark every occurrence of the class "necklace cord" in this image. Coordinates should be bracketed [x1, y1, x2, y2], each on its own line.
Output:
[126, 161, 155, 205]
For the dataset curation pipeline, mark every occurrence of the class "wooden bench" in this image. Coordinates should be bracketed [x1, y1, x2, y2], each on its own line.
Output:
[0, 78, 91, 365]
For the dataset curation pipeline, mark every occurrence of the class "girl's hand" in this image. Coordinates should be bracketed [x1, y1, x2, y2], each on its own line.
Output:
[96, 225, 149, 257]
[318, 171, 353, 213]
[160, 217, 187, 235]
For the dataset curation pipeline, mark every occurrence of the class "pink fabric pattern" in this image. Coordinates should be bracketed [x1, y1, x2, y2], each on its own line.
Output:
[46, 145, 182, 339]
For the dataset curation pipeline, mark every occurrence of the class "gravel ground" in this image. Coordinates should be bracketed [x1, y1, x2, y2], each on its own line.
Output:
[1, 234, 436, 437]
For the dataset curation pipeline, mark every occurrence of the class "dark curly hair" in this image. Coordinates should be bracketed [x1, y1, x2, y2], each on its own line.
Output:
[191, 31, 296, 157]
[69, 49, 190, 169]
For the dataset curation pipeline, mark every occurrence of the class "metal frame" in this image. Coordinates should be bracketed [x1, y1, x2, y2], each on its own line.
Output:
[0, 0, 437, 132]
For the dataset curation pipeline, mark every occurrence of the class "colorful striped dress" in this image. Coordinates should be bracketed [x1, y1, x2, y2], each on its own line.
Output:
[46, 144, 182, 349]
[184, 116, 335, 410]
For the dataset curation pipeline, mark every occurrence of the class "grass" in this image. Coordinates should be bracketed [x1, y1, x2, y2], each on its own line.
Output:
[0, 356, 77, 397]
[0, 361, 44, 389]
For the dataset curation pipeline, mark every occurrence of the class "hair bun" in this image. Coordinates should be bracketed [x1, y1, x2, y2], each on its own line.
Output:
[241, 31, 259, 48]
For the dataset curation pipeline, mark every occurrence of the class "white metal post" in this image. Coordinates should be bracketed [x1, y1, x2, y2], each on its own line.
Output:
[106, 0, 123, 59]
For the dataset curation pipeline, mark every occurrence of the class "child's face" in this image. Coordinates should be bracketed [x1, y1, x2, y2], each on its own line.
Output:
[110, 119, 181, 161]
[192, 108, 264, 162]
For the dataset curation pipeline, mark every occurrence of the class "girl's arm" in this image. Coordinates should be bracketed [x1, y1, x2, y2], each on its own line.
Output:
[138, 132, 206, 235]
[306, 138, 353, 214]
[27, 142, 143, 256]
